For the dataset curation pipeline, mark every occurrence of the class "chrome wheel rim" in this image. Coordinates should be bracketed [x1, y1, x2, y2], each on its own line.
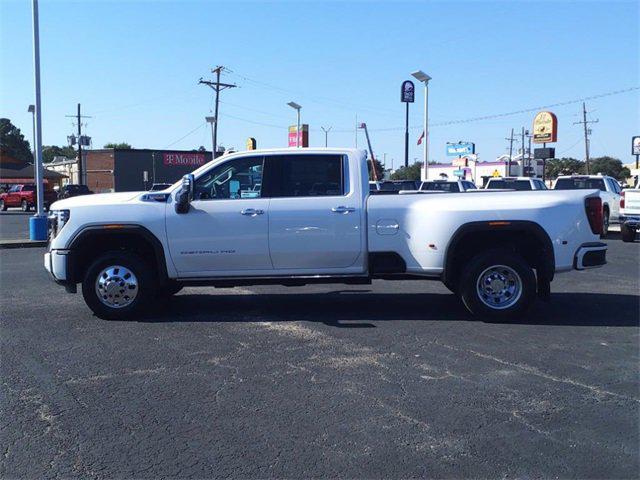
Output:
[476, 265, 522, 310]
[95, 265, 138, 308]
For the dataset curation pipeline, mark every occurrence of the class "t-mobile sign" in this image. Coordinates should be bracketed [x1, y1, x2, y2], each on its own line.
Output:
[163, 152, 207, 167]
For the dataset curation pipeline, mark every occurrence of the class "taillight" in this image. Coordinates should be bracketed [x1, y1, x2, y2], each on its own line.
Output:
[585, 197, 603, 235]
[620, 191, 625, 209]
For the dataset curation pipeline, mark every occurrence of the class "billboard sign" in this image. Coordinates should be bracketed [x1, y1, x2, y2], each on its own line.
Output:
[632, 136, 640, 156]
[401, 80, 415, 103]
[163, 152, 207, 167]
[446, 142, 475, 156]
[532, 111, 558, 144]
[288, 124, 309, 147]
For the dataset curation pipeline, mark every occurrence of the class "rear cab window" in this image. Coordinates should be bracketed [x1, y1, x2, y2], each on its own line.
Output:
[487, 179, 532, 191]
[554, 178, 606, 191]
[269, 154, 346, 198]
[421, 182, 460, 192]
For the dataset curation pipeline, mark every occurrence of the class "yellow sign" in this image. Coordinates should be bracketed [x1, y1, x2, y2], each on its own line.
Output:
[492, 169, 501, 177]
[532, 111, 558, 144]
[246, 137, 256, 150]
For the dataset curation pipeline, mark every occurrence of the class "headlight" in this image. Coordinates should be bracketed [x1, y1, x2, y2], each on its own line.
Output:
[48, 209, 70, 238]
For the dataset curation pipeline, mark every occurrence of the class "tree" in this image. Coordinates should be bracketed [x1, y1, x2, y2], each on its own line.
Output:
[588, 156, 630, 180]
[42, 145, 77, 163]
[0, 118, 32, 163]
[545, 157, 585, 180]
[391, 161, 423, 181]
[104, 142, 132, 149]
[367, 158, 384, 181]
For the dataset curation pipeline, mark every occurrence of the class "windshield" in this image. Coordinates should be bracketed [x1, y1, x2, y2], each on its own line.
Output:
[421, 182, 460, 192]
[554, 178, 606, 191]
[487, 180, 532, 191]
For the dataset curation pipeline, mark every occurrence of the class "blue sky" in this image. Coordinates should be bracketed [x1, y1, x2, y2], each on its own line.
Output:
[1, 0, 638, 167]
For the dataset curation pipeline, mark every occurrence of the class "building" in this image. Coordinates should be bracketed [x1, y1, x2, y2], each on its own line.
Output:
[421, 153, 545, 186]
[0, 149, 66, 191]
[82, 148, 215, 193]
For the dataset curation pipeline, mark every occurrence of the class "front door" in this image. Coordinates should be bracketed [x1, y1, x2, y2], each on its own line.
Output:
[267, 154, 363, 272]
[165, 155, 272, 277]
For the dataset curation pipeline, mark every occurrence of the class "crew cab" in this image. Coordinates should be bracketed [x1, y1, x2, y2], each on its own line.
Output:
[0, 184, 57, 211]
[553, 174, 622, 236]
[420, 179, 477, 193]
[485, 177, 548, 191]
[45, 148, 607, 320]
[620, 181, 640, 242]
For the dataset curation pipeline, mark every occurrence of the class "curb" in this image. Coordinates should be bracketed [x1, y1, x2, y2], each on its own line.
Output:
[0, 240, 48, 249]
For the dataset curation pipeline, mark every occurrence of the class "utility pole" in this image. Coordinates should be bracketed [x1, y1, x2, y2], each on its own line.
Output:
[199, 66, 236, 157]
[505, 128, 515, 177]
[66, 103, 91, 185]
[321, 126, 332, 147]
[574, 102, 599, 174]
[521, 127, 526, 176]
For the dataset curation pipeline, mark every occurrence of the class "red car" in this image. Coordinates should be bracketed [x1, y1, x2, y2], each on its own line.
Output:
[0, 184, 58, 212]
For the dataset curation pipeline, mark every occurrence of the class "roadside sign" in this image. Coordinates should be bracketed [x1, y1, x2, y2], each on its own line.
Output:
[246, 137, 257, 150]
[532, 111, 558, 144]
[453, 169, 464, 177]
[632, 136, 640, 156]
[401, 80, 415, 103]
[446, 142, 475, 156]
[492, 169, 501, 177]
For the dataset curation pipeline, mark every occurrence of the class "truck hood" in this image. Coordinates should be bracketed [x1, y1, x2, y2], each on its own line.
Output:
[50, 191, 144, 210]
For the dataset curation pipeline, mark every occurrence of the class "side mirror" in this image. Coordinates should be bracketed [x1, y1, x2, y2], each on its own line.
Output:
[175, 174, 194, 214]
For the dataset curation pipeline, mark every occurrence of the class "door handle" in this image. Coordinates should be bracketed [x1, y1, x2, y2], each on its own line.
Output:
[331, 206, 355, 214]
[241, 208, 264, 216]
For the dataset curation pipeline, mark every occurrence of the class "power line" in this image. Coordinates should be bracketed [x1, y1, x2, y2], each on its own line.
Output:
[165, 122, 206, 148]
[573, 102, 599, 173]
[199, 66, 237, 154]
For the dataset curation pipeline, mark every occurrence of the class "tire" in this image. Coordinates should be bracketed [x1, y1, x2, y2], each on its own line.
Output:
[82, 251, 156, 320]
[621, 223, 636, 243]
[0, 200, 6, 211]
[601, 209, 609, 238]
[21, 200, 29, 212]
[459, 249, 536, 320]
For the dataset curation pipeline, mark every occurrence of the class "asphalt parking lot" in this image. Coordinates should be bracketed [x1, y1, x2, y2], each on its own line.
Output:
[1, 236, 638, 478]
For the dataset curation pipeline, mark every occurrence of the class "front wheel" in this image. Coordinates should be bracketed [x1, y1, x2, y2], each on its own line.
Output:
[621, 223, 636, 243]
[82, 252, 156, 320]
[21, 200, 29, 212]
[459, 249, 536, 320]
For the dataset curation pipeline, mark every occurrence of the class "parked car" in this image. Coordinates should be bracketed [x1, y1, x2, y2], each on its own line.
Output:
[553, 174, 621, 236]
[45, 148, 606, 320]
[485, 177, 548, 191]
[0, 184, 58, 211]
[58, 184, 94, 199]
[420, 179, 477, 192]
[620, 183, 640, 242]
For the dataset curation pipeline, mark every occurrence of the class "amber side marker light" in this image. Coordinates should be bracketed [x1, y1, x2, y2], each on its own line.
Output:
[488, 221, 511, 226]
[103, 224, 126, 229]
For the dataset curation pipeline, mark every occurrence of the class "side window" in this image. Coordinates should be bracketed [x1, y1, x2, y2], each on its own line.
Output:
[272, 154, 344, 198]
[193, 156, 264, 200]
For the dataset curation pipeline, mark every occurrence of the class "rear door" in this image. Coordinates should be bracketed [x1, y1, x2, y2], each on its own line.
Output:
[267, 153, 364, 272]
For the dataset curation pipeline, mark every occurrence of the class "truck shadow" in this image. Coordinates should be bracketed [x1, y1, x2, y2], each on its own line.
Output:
[144, 291, 639, 327]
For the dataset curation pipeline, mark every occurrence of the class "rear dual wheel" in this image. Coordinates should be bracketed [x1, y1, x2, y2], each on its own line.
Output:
[459, 249, 536, 320]
[621, 224, 637, 243]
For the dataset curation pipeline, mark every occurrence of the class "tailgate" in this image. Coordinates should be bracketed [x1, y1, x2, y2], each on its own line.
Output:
[623, 189, 640, 215]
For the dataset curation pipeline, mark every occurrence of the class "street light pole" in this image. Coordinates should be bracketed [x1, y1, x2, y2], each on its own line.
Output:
[28, 105, 36, 159]
[412, 70, 431, 180]
[206, 116, 216, 156]
[287, 102, 302, 147]
[30, 0, 46, 240]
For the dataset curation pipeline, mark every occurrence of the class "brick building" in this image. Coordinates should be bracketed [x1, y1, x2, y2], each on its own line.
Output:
[84, 148, 214, 193]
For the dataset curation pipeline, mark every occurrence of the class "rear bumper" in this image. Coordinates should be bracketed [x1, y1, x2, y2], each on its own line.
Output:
[573, 242, 607, 270]
[620, 215, 640, 230]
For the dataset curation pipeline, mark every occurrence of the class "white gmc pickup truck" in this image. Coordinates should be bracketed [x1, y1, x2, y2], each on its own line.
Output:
[45, 148, 607, 320]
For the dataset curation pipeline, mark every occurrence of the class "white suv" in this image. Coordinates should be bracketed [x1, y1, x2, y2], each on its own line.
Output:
[553, 174, 622, 236]
[419, 179, 477, 192]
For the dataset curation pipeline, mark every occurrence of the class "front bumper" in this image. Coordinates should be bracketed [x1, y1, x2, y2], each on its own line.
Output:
[620, 215, 640, 230]
[573, 242, 607, 270]
[44, 249, 77, 292]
